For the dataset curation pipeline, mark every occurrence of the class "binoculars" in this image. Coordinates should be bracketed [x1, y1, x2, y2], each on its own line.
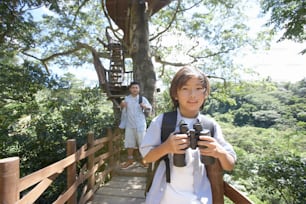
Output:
[173, 121, 215, 167]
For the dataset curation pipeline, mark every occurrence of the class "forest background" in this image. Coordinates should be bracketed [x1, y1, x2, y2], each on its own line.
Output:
[1, 0, 305, 203]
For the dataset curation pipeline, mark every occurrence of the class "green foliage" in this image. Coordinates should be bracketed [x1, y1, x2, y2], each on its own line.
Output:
[207, 80, 306, 130]
[232, 103, 257, 126]
[252, 110, 281, 127]
[0, 62, 114, 201]
[154, 89, 173, 114]
[0, 0, 60, 53]
[260, 0, 306, 48]
[258, 154, 306, 204]
[221, 122, 305, 203]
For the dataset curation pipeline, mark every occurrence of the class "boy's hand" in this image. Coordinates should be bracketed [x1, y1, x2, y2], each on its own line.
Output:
[198, 136, 224, 159]
[140, 102, 147, 109]
[120, 101, 127, 108]
[166, 133, 189, 154]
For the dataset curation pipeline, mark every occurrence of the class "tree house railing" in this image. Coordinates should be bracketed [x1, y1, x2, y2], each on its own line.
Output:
[104, 69, 133, 97]
[0, 128, 254, 204]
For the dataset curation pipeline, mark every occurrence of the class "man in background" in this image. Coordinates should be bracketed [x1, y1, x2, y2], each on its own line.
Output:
[119, 81, 152, 168]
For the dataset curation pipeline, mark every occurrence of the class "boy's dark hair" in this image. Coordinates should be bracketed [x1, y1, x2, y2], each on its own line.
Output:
[129, 81, 140, 88]
[170, 66, 210, 109]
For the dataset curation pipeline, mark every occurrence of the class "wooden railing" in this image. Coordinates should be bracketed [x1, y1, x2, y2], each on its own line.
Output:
[0, 128, 122, 204]
[0, 127, 254, 204]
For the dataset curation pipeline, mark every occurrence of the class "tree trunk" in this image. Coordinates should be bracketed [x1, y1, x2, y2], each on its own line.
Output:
[130, 0, 156, 103]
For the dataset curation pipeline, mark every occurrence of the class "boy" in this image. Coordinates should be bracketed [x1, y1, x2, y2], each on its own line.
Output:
[140, 67, 236, 203]
[120, 81, 152, 168]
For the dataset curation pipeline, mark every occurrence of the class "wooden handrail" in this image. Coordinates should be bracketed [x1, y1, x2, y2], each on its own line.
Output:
[224, 182, 254, 204]
[0, 128, 122, 204]
[0, 128, 253, 204]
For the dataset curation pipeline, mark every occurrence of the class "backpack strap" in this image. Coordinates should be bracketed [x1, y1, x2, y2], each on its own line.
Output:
[161, 111, 177, 142]
[161, 111, 177, 183]
[138, 95, 143, 104]
[145, 111, 177, 194]
[199, 115, 215, 138]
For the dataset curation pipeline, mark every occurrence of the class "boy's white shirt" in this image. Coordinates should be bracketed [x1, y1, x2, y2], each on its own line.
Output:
[160, 117, 207, 204]
[118, 94, 152, 130]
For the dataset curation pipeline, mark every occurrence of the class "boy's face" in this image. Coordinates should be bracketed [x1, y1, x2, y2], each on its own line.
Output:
[129, 84, 140, 96]
[175, 76, 205, 118]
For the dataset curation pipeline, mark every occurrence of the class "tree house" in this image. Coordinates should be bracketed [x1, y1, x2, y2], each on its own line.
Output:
[103, 0, 171, 105]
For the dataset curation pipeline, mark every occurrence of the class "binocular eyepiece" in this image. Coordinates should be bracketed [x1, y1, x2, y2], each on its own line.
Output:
[173, 122, 215, 167]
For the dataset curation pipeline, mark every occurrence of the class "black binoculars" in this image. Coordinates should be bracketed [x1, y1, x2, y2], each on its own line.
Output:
[173, 121, 215, 167]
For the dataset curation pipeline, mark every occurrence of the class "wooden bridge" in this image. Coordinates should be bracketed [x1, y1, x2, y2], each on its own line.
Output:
[92, 163, 147, 204]
[0, 128, 254, 204]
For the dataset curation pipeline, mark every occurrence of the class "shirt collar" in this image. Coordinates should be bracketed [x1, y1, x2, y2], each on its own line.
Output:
[176, 108, 201, 126]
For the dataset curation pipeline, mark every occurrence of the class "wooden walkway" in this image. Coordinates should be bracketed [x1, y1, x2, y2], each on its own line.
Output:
[92, 162, 148, 204]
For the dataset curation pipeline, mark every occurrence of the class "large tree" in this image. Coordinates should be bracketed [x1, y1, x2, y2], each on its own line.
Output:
[1, 0, 270, 118]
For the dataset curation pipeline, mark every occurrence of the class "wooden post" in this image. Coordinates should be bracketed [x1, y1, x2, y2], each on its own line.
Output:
[206, 159, 224, 204]
[117, 128, 124, 165]
[107, 128, 114, 174]
[0, 157, 19, 204]
[67, 139, 77, 204]
[114, 128, 120, 167]
[87, 131, 95, 201]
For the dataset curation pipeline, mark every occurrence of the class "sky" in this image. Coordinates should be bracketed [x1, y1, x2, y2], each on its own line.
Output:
[236, 40, 305, 82]
[235, 2, 306, 83]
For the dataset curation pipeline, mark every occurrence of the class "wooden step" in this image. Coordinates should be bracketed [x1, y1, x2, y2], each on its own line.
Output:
[92, 176, 146, 204]
[114, 162, 148, 177]
[92, 163, 147, 204]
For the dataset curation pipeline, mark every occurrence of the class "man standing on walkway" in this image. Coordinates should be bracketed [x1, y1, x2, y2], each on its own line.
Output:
[120, 81, 152, 168]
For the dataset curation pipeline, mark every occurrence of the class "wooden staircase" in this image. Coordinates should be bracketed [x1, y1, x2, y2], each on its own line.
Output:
[104, 41, 132, 98]
[107, 43, 127, 91]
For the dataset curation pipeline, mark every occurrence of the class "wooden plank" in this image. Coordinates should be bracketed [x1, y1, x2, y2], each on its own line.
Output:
[111, 176, 146, 183]
[103, 177, 146, 190]
[18, 174, 59, 204]
[92, 194, 145, 204]
[96, 176, 146, 194]
[92, 175, 146, 204]
[114, 162, 148, 177]
[224, 182, 254, 204]
[97, 187, 145, 198]
[19, 142, 104, 191]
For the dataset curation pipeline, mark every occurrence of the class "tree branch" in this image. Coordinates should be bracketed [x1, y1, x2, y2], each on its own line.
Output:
[154, 55, 195, 67]
[190, 47, 237, 59]
[22, 45, 83, 75]
[21, 52, 51, 75]
[22, 42, 109, 81]
[75, 42, 107, 86]
[101, 0, 124, 43]
[72, 0, 90, 25]
[149, 0, 181, 42]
